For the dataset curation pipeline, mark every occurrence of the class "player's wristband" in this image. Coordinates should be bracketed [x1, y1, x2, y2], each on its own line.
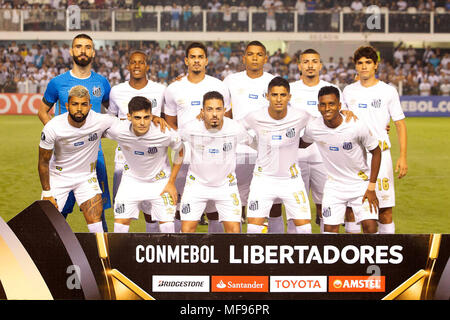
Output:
[367, 182, 376, 191]
[41, 190, 53, 199]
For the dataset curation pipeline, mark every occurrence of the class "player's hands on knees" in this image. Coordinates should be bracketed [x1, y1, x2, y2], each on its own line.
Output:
[395, 157, 408, 179]
[161, 182, 178, 205]
[43, 196, 59, 210]
[362, 189, 379, 214]
[341, 110, 358, 122]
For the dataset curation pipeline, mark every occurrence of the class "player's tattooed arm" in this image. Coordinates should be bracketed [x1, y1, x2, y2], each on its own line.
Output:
[363, 145, 382, 213]
[38, 147, 58, 209]
[37, 100, 53, 125]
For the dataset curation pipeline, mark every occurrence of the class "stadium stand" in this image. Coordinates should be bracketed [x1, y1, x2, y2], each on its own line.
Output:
[0, 0, 449, 95]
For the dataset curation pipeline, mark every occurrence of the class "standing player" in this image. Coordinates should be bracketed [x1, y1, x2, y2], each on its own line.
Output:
[179, 91, 254, 233]
[108, 50, 166, 233]
[242, 77, 312, 234]
[300, 86, 381, 234]
[164, 42, 231, 233]
[290, 48, 358, 234]
[104, 97, 183, 233]
[223, 41, 285, 233]
[343, 46, 408, 234]
[37, 34, 111, 231]
[38, 85, 116, 233]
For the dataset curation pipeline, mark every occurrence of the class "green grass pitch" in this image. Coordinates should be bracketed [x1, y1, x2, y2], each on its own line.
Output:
[0, 115, 448, 233]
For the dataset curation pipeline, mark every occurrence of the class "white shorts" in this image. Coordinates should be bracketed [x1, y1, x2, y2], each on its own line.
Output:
[113, 175, 176, 222]
[321, 181, 379, 225]
[179, 175, 242, 223]
[298, 160, 326, 204]
[367, 149, 395, 208]
[247, 174, 311, 221]
[175, 163, 217, 213]
[50, 172, 102, 212]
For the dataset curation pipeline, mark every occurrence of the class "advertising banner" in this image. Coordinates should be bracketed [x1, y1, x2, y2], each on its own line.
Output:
[1, 201, 449, 304]
[0, 93, 47, 115]
[400, 96, 450, 117]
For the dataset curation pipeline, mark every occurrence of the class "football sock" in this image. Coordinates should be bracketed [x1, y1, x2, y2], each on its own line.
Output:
[87, 221, 104, 233]
[295, 223, 312, 234]
[246, 224, 266, 233]
[208, 219, 224, 233]
[174, 218, 182, 233]
[113, 223, 129, 233]
[345, 221, 361, 234]
[378, 221, 395, 234]
[146, 221, 160, 233]
[268, 216, 284, 233]
[159, 222, 175, 233]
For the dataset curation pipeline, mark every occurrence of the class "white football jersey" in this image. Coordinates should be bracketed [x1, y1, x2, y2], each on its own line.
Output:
[104, 121, 182, 183]
[290, 79, 344, 162]
[343, 80, 405, 150]
[108, 80, 166, 119]
[164, 75, 231, 130]
[240, 107, 311, 179]
[302, 117, 379, 185]
[180, 117, 253, 187]
[39, 111, 116, 179]
[223, 71, 274, 121]
[223, 71, 274, 154]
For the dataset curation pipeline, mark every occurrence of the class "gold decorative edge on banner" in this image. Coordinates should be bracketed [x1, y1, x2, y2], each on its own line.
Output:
[382, 234, 442, 300]
[110, 269, 155, 300]
[95, 232, 155, 300]
[0, 217, 53, 300]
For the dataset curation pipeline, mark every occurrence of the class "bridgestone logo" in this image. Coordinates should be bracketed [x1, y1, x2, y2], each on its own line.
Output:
[158, 280, 204, 287]
[152, 276, 210, 292]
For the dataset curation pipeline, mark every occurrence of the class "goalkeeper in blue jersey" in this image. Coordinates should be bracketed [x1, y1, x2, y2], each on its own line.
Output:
[37, 33, 111, 231]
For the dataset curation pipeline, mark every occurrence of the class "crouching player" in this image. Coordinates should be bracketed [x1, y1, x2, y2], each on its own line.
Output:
[38, 85, 116, 233]
[104, 96, 183, 233]
[179, 91, 254, 233]
[300, 86, 381, 234]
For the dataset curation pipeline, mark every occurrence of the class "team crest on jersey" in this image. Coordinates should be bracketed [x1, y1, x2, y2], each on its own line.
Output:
[181, 203, 191, 214]
[92, 86, 102, 97]
[148, 147, 158, 154]
[286, 128, 296, 138]
[322, 207, 331, 217]
[41, 132, 46, 141]
[248, 201, 259, 211]
[150, 98, 157, 109]
[371, 99, 381, 108]
[115, 204, 125, 214]
[223, 142, 232, 152]
[343, 142, 353, 150]
[88, 133, 98, 141]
